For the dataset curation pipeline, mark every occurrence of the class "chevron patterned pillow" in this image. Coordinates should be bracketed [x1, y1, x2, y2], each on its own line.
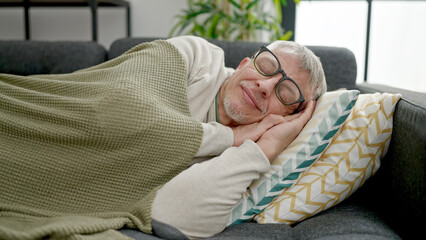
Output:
[227, 89, 360, 226]
[254, 93, 401, 224]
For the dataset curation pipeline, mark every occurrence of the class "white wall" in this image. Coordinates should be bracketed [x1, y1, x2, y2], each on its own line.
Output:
[295, 1, 368, 83]
[0, 0, 186, 48]
[1, 0, 425, 92]
[368, 1, 426, 92]
[295, 1, 426, 92]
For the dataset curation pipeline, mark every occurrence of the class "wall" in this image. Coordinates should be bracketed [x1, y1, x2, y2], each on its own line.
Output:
[295, 1, 426, 92]
[0, 0, 186, 48]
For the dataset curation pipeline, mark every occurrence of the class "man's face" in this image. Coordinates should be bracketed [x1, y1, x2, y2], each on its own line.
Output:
[218, 48, 314, 126]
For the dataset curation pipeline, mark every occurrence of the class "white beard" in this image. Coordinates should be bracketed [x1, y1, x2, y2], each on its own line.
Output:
[223, 92, 248, 125]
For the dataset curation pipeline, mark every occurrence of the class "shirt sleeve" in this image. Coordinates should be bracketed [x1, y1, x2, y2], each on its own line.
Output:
[167, 36, 237, 162]
[194, 122, 233, 158]
[167, 35, 228, 87]
[151, 140, 271, 238]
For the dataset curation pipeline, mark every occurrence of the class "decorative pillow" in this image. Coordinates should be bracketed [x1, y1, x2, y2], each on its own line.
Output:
[227, 90, 360, 226]
[254, 93, 401, 224]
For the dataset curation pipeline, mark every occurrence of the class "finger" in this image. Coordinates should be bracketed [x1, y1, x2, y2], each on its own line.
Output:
[259, 114, 286, 128]
[282, 111, 303, 122]
[297, 100, 316, 123]
[306, 99, 316, 112]
[305, 100, 316, 116]
[281, 101, 315, 127]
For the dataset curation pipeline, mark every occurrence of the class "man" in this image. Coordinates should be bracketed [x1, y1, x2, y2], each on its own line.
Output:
[0, 36, 325, 240]
[150, 36, 326, 239]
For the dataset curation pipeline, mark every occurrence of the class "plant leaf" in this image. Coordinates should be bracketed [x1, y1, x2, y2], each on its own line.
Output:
[207, 14, 221, 38]
[247, 0, 260, 10]
[228, 0, 241, 9]
[273, 0, 282, 23]
[280, 30, 293, 41]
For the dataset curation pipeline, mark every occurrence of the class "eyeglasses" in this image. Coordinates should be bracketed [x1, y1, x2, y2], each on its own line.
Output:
[252, 46, 305, 108]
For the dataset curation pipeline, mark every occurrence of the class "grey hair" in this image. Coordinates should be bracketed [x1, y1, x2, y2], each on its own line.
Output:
[266, 41, 327, 100]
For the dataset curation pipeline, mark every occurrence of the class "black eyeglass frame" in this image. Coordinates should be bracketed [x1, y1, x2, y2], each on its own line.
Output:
[252, 46, 305, 108]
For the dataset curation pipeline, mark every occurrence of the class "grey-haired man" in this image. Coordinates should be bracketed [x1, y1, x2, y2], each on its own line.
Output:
[150, 36, 326, 239]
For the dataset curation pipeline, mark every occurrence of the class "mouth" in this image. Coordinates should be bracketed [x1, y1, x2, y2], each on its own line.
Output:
[241, 86, 260, 111]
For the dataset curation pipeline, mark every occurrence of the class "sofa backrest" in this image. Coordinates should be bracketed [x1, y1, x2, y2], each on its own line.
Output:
[0, 37, 358, 91]
[0, 41, 107, 75]
[108, 37, 357, 91]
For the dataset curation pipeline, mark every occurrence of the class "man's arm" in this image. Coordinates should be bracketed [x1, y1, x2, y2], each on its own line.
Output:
[196, 100, 315, 160]
[152, 139, 270, 239]
[195, 122, 233, 158]
[231, 114, 294, 147]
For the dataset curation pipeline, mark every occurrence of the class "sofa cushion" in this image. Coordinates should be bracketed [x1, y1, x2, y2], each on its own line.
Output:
[255, 93, 400, 225]
[308, 46, 357, 91]
[108, 37, 357, 91]
[228, 90, 359, 225]
[209, 40, 357, 91]
[290, 201, 401, 240]
[119, 202, 400, 240]
[108, 38, 263, 67]
[108, 37, 162, 60]
[0, 41, 107, 75]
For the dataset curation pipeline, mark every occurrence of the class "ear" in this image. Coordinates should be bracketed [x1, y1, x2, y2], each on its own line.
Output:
[235, 57, 251, 71]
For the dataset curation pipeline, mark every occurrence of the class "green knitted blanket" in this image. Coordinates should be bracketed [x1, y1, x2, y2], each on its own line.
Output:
[0, 40, 203, 239]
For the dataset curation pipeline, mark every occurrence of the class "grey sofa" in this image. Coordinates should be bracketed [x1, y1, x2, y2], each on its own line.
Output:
[0, 38, 424, 240]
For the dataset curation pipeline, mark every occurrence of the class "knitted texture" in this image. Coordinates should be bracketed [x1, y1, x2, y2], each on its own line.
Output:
[0, 40, 203, 239]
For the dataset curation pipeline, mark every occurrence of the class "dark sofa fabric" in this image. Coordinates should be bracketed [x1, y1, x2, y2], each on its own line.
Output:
[355, 83, 426, 239]
[0, 40, 107, 75]
[1, 38, 424, 239]
[108, 38, 357, 92]
[120, 202, 400, 240]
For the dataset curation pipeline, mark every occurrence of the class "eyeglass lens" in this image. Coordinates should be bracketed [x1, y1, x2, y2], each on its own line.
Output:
[254, 50, 279, 76]
[275, 79, 301, 104]
[254, 50, 301, 105]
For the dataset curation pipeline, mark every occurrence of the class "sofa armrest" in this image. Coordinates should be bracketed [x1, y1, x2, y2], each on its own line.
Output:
[357, 83, 426, 108]
[355, 83, 426, 239]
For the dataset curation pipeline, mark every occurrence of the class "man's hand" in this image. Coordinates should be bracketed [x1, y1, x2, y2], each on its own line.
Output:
[231, 114, 290, 147]
[256, 100, 316, 161]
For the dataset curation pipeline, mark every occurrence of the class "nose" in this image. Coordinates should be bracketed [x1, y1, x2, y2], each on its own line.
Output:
[255, 76, 280, 99]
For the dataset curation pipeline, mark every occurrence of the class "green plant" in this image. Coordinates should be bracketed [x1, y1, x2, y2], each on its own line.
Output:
[169, 0, 298, 42]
